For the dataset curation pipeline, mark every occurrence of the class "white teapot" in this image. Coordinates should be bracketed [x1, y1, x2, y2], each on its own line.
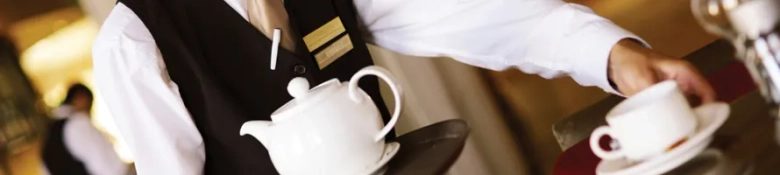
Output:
[240, 66, 402, 174]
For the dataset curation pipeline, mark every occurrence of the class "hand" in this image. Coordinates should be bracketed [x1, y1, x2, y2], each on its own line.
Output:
[608, 39, 716, 103]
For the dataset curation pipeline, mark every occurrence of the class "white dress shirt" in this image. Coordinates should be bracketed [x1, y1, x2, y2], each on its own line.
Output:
[92, 0, 647, 174]
[42, 106, 128, 175]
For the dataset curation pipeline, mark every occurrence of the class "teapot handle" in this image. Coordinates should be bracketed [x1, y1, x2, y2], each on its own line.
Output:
[348, 66, 402, 142]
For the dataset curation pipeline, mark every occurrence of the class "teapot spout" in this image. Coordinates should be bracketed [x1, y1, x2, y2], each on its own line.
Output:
[240, 120, 273, 144]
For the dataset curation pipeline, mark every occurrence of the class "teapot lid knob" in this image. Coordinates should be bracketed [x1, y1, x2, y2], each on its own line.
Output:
[288, 77, 310, 98]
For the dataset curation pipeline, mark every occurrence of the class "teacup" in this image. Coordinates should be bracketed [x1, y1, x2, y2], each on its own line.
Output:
[590, 80, 698, 161]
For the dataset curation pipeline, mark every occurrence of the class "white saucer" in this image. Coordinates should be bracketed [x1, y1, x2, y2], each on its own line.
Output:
[596, 102, 730, 175]
[355, 142, 400, 175]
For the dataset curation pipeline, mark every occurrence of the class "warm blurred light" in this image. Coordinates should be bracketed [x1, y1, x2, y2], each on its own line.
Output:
[708, 1, 721, 16]
[42, 82, 68, 107]
[20, 18, 97, 75]
[19, 17, 135, 163]
[722, 0, 739, 10]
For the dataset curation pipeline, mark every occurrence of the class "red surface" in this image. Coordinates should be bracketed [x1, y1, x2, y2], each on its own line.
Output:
[553, 62, 758, 175]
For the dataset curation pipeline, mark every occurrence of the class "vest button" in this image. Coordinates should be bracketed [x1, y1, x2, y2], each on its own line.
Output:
[293, 65, 307, 75]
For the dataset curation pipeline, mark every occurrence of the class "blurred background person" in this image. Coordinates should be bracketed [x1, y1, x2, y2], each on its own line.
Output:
[41, 84, 127, 175]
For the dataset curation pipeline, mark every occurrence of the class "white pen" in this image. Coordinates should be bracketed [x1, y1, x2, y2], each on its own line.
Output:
[270, 28, 281, 70]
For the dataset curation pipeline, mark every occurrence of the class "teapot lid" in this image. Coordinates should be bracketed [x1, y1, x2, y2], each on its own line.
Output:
[270, 77, 340, 121]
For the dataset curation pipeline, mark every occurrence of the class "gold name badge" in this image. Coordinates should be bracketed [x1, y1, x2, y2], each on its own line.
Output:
[303, 17, 354, 69]
[314, 34, 353, 68]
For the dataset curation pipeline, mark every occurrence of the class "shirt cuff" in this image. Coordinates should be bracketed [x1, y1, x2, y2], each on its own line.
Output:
[566, 21, 649, 96]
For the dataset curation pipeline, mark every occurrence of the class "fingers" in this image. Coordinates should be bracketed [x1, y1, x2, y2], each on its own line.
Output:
[657, 59, 717, 104]
[684, 66, 717, 103]
[616, 66, 658, 96]
[631, 68, 659, 96]
[608, 39, 660, 96]
[611, 44, 716, 103]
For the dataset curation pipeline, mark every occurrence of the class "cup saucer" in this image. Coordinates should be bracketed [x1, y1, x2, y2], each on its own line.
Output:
[596, 102, 730, 175]
[354, 142, 400, 175]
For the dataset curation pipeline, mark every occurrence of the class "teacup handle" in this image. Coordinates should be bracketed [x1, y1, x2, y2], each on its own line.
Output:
[348, 66, 402, 142]
[589, 126, 623, 160]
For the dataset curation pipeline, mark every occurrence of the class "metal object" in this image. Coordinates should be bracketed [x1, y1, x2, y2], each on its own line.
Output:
[692, 0, 780, 117]
[386, 119, 469, 175]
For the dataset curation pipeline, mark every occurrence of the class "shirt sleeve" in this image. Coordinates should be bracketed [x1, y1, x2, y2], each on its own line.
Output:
[63, 114, 128, 175]
[92, 3, 205, 175]
[356, 0, 649, 94]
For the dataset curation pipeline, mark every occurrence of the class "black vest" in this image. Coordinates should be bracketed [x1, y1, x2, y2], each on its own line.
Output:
[117, 0, 392, 174]
[42, 119, 89, 175]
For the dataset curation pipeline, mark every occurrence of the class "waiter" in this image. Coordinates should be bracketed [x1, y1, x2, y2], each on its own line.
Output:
[92, 0, 716, 174]
[41, 84, 128, 175]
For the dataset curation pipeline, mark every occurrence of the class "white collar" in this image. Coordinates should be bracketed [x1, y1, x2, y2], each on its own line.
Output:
[224, 0, 249, 21]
